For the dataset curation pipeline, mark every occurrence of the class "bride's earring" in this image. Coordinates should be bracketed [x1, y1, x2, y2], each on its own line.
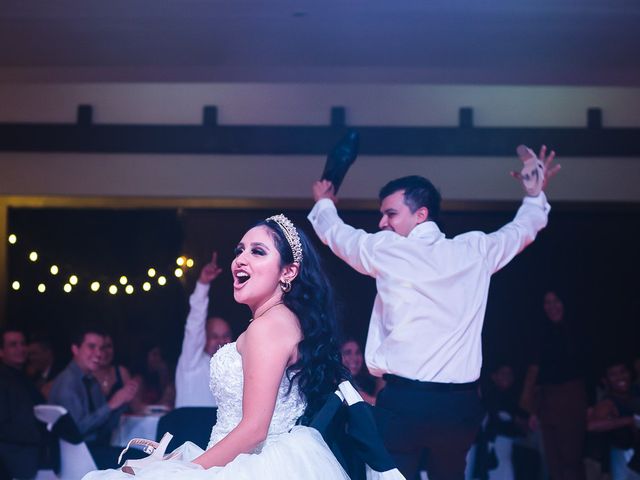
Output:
[280, 280, 292, 293]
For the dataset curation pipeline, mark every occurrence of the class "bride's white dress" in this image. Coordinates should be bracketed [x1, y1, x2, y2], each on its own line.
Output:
[83, 342, 350, 479]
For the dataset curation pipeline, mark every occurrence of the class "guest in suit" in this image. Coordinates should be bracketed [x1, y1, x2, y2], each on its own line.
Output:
[0, 327, 45, 480]
[49, 325, 139, 469]
[26, 334, 61, 399]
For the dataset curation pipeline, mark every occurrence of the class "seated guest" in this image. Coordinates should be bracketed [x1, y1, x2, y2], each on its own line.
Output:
[175, 252, 233, 408]
[94, 334, 132, 401]
[26, 334, 60, 399]
[588, 360, 640, 475]
[0, 327, 45, 480]
[48, 325, 139, 469]
[474, 364, 529, 480]
[130, 344, 175, 414]
[340, 338, 377, 405]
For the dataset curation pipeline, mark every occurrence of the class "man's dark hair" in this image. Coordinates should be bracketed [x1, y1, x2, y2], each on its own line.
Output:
[378, 175, 441, 222]
[70, 324, 106, 348]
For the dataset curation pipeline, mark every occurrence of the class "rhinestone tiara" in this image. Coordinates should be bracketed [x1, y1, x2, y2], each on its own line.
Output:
[266, 214, 303, 264]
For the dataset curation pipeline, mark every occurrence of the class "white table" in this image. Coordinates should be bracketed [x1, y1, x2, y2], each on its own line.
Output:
[111, 414, 162, 447]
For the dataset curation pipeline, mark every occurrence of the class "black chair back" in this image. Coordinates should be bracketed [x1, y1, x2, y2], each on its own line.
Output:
[155, 407, 217, 452]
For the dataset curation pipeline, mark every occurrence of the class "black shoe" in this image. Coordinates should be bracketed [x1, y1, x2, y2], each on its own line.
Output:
[321, 131, 359, 194]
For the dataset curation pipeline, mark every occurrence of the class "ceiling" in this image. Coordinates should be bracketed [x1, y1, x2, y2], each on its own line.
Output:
[0, 0, 639, 85]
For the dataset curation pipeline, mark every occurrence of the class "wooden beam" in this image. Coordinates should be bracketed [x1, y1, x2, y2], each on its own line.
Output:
[1, 111, 638, 156]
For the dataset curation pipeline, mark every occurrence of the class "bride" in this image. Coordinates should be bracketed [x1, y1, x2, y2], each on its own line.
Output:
[84, 214, 354, 479]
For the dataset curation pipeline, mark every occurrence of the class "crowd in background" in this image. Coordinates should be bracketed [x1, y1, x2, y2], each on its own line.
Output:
[1, 284, 639, 480]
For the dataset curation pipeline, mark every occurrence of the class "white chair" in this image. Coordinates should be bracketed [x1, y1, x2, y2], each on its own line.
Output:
[34, 405, 97, 480]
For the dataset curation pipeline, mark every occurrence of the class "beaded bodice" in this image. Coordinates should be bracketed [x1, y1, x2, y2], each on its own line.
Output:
[207, 342, 306, 452]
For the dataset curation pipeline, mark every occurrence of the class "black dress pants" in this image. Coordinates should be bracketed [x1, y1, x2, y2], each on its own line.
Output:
[375, 376, 484, 480]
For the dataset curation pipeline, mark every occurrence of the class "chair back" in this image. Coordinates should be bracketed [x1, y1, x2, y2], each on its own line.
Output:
[155, 407, 217, 451]
[34, 404, 66, 430]
[34, 404, 97, 480]
[310, 382, 402, 480]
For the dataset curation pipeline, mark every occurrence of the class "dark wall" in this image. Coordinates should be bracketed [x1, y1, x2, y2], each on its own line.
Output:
[7, 204, 640, 380]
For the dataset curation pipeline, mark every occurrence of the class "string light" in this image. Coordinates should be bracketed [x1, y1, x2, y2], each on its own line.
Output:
[10, 236, 189, 295]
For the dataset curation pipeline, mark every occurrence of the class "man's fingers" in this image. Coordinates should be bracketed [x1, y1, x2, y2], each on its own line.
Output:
[538, 145, 547, 161]
[544, 150, 556, 167]
[547, 164, 562, 177]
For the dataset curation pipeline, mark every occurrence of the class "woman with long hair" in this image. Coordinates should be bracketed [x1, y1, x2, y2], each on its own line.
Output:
[83, 214, 354, 479]
[94, 334, 132, 401]
[341, 338, 378, 405]
[521, 290, 589, 480]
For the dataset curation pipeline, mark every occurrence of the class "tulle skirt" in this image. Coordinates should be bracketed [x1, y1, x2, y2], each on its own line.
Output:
[83, 426, 350, 480]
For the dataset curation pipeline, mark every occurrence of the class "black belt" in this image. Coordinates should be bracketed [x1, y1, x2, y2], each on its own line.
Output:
[383, 374, 478, 392]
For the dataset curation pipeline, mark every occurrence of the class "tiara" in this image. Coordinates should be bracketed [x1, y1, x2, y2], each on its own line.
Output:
[266, 214, 303, 264]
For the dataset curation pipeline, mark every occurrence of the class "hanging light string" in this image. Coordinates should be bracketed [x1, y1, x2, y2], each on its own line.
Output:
[7, 233, 195, 295]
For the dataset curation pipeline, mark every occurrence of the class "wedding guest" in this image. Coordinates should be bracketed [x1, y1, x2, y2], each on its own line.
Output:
[0, 327, 45, 480]
[26, 334, 60, 399]
[49, 325, 139, 469]
[130, 344, 175, 414]
[522, 291, 589, 480]
[341, 338, 377, 405]
[588, 360, 640, 477]
[175, 252, 233, 408]
[94, 334, 132, 401]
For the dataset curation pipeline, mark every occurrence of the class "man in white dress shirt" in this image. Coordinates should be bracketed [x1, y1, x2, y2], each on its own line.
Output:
[175, 252, 233, 408]
[308, 146, 560, 480]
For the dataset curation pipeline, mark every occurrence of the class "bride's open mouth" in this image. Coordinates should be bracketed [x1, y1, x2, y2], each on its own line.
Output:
[234, 270, 250, 288]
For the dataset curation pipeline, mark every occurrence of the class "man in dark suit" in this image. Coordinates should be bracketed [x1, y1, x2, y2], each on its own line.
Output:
[0, 327, 44, 480]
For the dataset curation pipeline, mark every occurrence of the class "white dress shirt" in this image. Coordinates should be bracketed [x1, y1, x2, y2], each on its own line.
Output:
[308, 194, 550, 383]
[175, 282, 217, 408]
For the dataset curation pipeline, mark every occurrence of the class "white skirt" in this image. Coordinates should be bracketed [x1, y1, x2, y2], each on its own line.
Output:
[83, 426, 350, 480]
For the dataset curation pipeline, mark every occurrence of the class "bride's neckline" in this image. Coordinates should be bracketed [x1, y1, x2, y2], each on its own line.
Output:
[250, 301, 284, 322]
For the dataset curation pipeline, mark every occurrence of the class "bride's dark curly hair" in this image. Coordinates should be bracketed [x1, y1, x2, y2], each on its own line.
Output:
[256, 218, 350, 421]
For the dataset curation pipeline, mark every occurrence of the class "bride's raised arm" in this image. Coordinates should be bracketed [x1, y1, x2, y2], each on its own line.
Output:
[192, 313, 298, 469]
